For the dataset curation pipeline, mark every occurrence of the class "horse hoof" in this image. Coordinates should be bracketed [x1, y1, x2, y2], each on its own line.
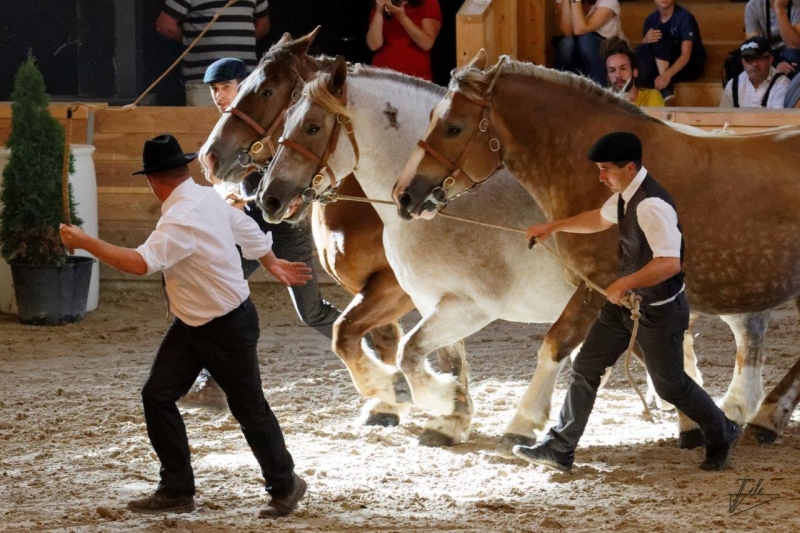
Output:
[676, 428, 705, 449]
[418, 429, 457, 447]
[393, 375, 413, 404]
[747, 424, 777, 445]
[497, 433, 537, 459]
[363, 412, 400, 427]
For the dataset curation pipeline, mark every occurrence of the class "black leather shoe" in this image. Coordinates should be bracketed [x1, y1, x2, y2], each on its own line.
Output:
[513, 443, 574, 472]
[127, 492, 195, 514]
[701, 420, 742, 471]
[259, 473, 307, 518]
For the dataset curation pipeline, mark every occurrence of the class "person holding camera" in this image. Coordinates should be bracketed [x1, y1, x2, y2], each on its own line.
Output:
[367, 0, 442, 82]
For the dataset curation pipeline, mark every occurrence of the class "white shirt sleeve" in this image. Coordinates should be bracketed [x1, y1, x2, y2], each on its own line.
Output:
[136, 222, 197, 276]
[600, 193, 620, 224]
[636, 198, 682, 258]
[229, 206, 273, 260]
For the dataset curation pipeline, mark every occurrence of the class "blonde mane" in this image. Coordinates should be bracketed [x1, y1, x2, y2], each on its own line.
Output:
[453, 58, 800, 139]
[452, 59, 654, 120]
[304, 73, 351, 118]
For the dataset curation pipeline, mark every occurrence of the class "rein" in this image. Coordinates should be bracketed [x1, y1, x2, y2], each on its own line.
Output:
[321, 190, 652, 422]
[416, 91, 504, 209]
[225, 71, 307, 171]
[277, 85, 360, 203]
[275, 74, 651, 420]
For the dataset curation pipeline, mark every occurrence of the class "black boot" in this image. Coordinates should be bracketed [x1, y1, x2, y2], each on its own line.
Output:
[701, 419, 742, 471]
[127, 492, 195, 513]
[513, 442, 574, 472]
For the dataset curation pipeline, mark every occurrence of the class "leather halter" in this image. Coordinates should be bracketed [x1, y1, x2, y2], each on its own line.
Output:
[224, 75, 305, 170]
[415, 91, 504, 208]
[276, 86, 360, 203]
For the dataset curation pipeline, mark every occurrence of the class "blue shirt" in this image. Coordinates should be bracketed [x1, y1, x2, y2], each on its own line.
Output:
[643, 4, 706, 61]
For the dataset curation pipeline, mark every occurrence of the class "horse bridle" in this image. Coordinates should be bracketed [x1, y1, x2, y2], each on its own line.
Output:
[415, 91, 504, 210]
[224, 72, 307, 171]
[276, 85, 360, 204]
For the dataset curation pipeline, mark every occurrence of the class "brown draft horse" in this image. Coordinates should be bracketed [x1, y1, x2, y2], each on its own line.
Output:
[394, 52, 800, 445]
[198, 30, 433, 427]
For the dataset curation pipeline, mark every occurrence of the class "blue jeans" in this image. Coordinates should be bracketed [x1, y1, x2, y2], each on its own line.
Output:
[554, 32, 607, 86]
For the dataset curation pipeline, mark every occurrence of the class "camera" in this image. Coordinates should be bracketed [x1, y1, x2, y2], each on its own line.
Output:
[390, 0, 403, 5]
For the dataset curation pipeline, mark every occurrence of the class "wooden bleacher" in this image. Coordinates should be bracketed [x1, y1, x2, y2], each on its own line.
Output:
[620, 0, 746, 107]
[458, 0, 750, 107]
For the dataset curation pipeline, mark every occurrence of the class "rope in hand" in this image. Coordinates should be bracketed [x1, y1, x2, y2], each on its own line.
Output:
[315, 191, 653, 421]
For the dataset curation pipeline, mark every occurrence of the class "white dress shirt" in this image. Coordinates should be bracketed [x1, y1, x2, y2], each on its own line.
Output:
[599, 166, 682, 258]
[137, 179, 273, 326]
[720, 67, 790, 109]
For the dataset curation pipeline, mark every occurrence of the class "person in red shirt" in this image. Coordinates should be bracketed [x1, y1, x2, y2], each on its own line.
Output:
[367, 0, 443, 81]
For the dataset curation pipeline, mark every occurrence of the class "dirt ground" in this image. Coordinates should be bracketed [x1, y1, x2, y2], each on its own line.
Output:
[1, 281, 799, 532]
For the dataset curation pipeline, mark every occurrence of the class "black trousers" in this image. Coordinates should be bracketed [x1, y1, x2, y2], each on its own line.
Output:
[542, 292, 734, 453]
[141, 298, 295, 498]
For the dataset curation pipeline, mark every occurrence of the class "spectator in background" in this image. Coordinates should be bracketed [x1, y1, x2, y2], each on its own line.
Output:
[602, 37, 666, 106]
[554, 0, 626, 86]
[637, 1, 706, 101]
[720, 37, 790, 108]
[367, 0, 442, 82]
[156, 0, 270, 106]
[745, 0, 800, 77]
[785, 70, 800, 106]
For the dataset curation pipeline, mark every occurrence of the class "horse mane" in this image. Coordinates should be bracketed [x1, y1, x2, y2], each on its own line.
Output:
[304, 64, 446, 117]
[452, 59, 658, 122]
[304, 73, 352, 118]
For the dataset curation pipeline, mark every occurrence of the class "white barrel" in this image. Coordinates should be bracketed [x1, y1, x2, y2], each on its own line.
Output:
[0, 144, 99, 314]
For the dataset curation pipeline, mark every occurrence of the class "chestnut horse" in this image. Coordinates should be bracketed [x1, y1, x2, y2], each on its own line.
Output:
[256, 57, 712, 453]
[198, 31, 425, 427]
[394, 52, 800, 444]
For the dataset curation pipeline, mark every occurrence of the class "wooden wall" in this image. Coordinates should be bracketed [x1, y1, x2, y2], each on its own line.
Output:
[3, 103, 800, 283]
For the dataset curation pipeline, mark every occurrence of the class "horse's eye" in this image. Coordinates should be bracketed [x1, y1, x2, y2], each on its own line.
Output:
[261, 89, 274, 97]
[445, 125, 462, 137]
[306, 124, 321, 135]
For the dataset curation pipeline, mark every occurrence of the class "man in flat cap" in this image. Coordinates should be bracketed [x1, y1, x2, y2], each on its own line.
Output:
[185, 57, 342, 409]
[60, 134, 311, 517]
[515, 131, 740, 472]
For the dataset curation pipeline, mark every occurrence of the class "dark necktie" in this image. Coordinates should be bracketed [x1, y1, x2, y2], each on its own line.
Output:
[617, 194, 625, 222]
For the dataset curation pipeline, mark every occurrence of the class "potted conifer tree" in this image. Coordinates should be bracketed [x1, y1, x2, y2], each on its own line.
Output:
[0, 56, 94, 325]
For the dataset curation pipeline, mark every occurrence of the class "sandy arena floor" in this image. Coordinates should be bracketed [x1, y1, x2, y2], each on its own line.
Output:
[1, 282, 799, 532]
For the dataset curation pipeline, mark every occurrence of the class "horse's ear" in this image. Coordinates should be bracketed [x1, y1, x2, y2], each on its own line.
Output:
[286, 25, 321, 57]
[329, 55, 348, 97]
[464, 49, 488, 72]
[276, 32, 293, 46]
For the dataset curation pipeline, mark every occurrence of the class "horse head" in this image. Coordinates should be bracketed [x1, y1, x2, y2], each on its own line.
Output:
[198, 27, 323, 184]
[259, 55, 359, 223]
[392, 50, 505, 220]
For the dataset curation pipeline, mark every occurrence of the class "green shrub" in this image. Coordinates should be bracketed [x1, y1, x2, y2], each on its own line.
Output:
[1, 55, 81, 266]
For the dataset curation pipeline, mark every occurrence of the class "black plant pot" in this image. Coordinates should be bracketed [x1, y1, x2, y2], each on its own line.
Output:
[10, 256, 96, 326]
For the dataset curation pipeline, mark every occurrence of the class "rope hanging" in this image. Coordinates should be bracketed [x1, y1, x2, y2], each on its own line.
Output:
[313, 191, 653, 421]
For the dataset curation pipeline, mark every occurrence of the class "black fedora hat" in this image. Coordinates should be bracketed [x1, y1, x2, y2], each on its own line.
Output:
[132, 134, 198, 175]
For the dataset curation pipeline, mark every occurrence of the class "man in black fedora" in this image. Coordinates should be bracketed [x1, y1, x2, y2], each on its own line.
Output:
[515, 131, 741, 472]
[60, 134, 312, 517]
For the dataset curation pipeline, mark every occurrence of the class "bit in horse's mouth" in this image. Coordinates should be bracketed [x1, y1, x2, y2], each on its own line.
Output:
[283, 196, 304, 220]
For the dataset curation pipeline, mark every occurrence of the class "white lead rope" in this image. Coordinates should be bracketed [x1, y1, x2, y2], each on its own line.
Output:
[304, 191, 654, 421]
